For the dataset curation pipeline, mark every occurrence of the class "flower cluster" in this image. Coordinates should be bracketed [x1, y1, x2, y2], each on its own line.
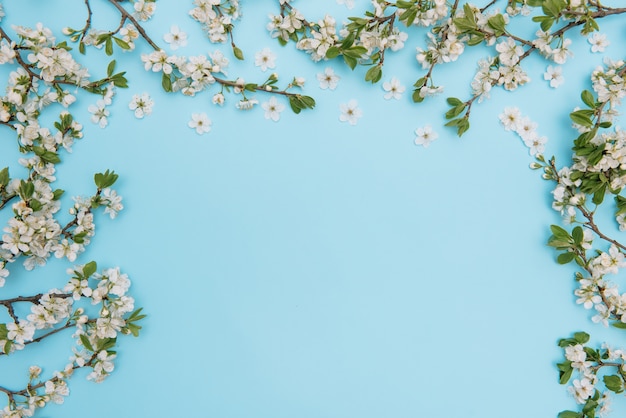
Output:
[0, 262, 144, 416]
[501, 56, 626, 417]
[556, 332, 614, 415]
[189, 0, 241, 49]
[0, 4, 146, 417]
[270, 0, 626, 136]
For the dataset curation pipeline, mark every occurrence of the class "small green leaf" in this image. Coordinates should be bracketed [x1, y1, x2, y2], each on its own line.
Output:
[603, 375, 624, 393]
[573, 332, 590, 344]
[557, 411, 581, 418]
[343, 55, 357, 70]
[326, 46, 340, 59]
[19, 181, 35, 199]
[581, 90, 596, 108]
[80, 334, 94, 352]
[572, 226, 583, 244]
[487, 14, 507, 35]
[557, 251, 575, 264]
[559, 367, 573, 384]
[466, 33, 485, 46]
[288, 96, 302, 114]
[570, 110, 594, 127]
[113, 37, 130, 50]
[456, 118, 470, 136]
[94, 170, 119, 189]
[83, 261, 97, 278]
[107, 60, 116, 77]
[0, 167, 9, 188]
[105, 37, 113, 56]
[364, 65, 382, 83]
[161, 73, 172, 92]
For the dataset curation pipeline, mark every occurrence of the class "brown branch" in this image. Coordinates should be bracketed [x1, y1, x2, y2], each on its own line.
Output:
[106, 0, 160, 50]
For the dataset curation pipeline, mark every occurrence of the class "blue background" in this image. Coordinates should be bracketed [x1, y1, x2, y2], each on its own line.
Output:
[1, 1, 626, 417]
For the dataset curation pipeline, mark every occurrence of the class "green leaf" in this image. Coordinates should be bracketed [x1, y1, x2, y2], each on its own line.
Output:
[592, 185, 606, 205]
[456, 118, 470, 136]
[364, 65, 382, 83]
[570, 110, 594, 127]
[94, 170, 119, 189]
[299, 95, 316, 109]
[487, 14, 507, 35]
[0, 167, 9, 188]
[615, 195, 626, 216]
[557, 251, 576, 264]
[53, 189, 64, 200]
[452, 16, 477, 32]
[572, 226, 583, 244]
[447, 97, 463, 106]
[466, 33, 485, 46]
[29, 199, 42, 212]
[573, 332, 590, 344]
[19, 181, 34, 199]
[105, 37, 113, 56]
[112, 72, 128, 88]
[340, 32, 356, 49]
[288, 96, 302, 114]
[326, 46, 340, 59]
[559, 367, 573, 384]
[107, 60, 116, 77]
[83, 261, 97, 278]
[343, 55, 357, 70]
[581, 90, 596, 108]
[603, 375, 624, 393]
[557, 411, 581, 418]
[343, 46, 367, 59]
[445, 104, 466, 119]
[557, 360, 572, 372]
[80, 334, 94, 352]
[550, 225, 571, 240]
[113, 37, 130, 50]
[161, 73, 172, 92]
[611, 321, 626, 329]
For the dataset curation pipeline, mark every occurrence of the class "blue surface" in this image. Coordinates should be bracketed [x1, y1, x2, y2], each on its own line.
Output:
[1, 1, 626, 417]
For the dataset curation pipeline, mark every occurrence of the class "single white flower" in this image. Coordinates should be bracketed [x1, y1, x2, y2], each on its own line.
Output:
[523, 132, 547, 156]
[414, 125, 438, 148]
[128, 93, 153, 118]
[317, 67, 340, 90]
[339, 100, 362, 125]
[499, 107, 521, 131]
[262, 97, 285, 122]
[515, 116, 538, 141]
[588, 32, 609, 53]
[382, 77, 405, 100]
[163, 25, 188, 50]
[544, 65, 564, 88]
[88, 100, 109, 128]
[188, 113, 212, 134]
[254, 47, 276, 72]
